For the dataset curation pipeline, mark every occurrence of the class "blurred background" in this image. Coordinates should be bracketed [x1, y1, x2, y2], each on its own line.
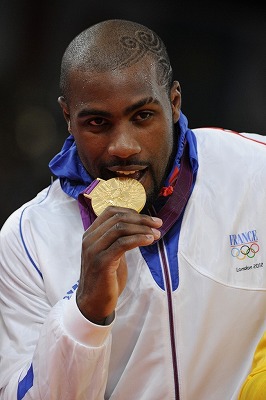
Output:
[1, 0, 266, 226]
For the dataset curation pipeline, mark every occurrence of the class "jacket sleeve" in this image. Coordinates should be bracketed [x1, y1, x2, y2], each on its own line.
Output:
[0, 211, 113, 400]
[238, 331, 266, 400]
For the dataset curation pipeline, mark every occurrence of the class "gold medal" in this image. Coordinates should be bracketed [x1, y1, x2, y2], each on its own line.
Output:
[84, 177, 146, 216]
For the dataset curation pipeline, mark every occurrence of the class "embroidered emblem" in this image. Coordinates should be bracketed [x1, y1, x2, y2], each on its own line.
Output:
[229, 230, 264, 272]
[229, 230, 259, 260]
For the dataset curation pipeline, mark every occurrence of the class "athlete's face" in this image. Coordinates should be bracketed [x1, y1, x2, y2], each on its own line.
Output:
[59, 61, 181, 204]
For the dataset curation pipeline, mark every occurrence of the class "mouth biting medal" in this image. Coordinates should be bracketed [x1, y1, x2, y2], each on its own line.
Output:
[84, 177, 146, 216]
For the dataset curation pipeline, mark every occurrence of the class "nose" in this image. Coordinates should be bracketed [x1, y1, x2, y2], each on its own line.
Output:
[107, 127, 141, 158]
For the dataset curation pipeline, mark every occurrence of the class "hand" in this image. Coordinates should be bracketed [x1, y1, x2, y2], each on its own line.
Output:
[76, 206, 162, 324]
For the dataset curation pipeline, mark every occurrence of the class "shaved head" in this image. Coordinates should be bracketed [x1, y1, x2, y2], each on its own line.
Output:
[60, 19, 173, 98]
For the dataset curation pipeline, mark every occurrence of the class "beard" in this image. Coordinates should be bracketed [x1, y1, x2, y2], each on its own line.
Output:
[144, 122, 178, 208]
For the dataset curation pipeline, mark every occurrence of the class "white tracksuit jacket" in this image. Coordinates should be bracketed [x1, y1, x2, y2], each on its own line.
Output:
[0, 125, 266, 400]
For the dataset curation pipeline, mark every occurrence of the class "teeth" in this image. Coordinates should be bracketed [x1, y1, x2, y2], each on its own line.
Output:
[117, 171, 136, 175]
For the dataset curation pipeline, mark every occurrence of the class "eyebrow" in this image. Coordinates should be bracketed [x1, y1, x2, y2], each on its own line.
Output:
[77, 97, 160, 119]
[124, 97, 160, 114]
[77, 109, 111, 119]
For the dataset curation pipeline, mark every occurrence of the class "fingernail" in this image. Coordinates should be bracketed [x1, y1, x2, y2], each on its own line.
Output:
[151, 217, 163, 225]
[151, 228, 161, 239]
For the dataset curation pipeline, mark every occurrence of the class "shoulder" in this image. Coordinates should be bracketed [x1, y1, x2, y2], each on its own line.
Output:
[192, 127, 266, 163]
[0, 179, 81, 279]
[1, 180, 76, 248]
[192, 127, 266, 147]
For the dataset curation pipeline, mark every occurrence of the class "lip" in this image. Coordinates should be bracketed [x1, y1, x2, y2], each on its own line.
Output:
[107, 165, 148, 181]
[108, 165, 147, 172]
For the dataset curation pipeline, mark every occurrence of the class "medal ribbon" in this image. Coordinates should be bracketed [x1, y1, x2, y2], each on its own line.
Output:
[150, 141, 193, 242]
[78, 180, 99, 230]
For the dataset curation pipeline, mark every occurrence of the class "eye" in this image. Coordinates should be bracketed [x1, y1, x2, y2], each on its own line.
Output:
[133, 111, 153, 122]
[88, 117, 107, 126]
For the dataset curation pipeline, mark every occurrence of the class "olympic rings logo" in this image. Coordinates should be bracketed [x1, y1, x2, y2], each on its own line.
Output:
[231, 242, 259, 260]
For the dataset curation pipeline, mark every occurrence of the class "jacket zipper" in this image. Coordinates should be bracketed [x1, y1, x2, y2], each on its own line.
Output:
[158, 238, 179, 400]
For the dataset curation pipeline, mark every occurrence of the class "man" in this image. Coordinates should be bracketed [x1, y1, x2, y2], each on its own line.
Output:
[0, 19, 266, 400]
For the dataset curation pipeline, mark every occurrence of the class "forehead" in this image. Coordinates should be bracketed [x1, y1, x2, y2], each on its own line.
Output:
[67, 60, 168, 107]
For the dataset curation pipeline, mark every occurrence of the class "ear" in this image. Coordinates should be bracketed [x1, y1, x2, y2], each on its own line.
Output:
[170, 81, 181, 123]
[58, 96, 72, 133]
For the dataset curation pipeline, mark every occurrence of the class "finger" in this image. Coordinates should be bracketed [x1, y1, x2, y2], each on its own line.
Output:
[83, 210, 161, 254]
[83, 206, 162, 245]
[88, 206, 162, 231]
[103, 231, 159, 260]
